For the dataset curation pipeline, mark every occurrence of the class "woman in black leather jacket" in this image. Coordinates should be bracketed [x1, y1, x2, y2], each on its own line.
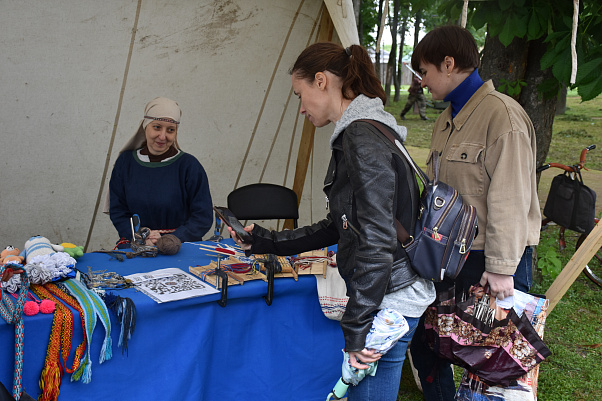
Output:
[230, 42, 435, 401]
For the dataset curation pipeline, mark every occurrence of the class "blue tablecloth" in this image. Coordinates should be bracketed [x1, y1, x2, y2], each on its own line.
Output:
[0, 241, 344, 400]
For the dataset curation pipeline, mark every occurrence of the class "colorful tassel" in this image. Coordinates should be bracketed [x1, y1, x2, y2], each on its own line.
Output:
[104, 292, 137, 356]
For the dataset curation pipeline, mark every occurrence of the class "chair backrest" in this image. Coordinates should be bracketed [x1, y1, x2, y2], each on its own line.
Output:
[227, 183, 299, 228]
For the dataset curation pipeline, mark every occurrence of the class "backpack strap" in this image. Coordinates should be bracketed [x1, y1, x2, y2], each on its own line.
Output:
[354, 119, 423, 247]
[358, 120, 429, 186]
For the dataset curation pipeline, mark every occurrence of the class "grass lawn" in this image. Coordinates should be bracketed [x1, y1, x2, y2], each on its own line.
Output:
[385, 89, 602, 400]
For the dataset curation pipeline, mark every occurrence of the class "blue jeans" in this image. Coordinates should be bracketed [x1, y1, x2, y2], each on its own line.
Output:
[409, 247, 533, 401]
[347, 316, 420, 401]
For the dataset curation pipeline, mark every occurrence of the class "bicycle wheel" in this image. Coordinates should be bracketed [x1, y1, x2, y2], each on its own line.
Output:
[575, 233, 602, 287]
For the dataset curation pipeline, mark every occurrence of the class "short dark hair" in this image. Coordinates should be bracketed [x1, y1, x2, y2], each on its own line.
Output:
[290, 42, 386, 104]
[411, 25, 480, 73]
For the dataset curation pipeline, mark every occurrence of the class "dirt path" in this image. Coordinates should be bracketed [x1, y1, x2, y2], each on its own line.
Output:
[407, 146, 602, 216]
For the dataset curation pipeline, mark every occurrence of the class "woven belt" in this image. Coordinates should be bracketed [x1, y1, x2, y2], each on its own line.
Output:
[0, 267, 29, 401]
[31, 283, 73, 401]
[60, 279, 113, 372]
[45, 283, 87, 374]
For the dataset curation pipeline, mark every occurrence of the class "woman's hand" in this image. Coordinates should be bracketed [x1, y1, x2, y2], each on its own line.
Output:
[146, 230, 162, 245]
[347, 348, 382, 370]
[227, 224, 254, 251]
[1, 267, 24, 282]
[479, 271, 514, 300]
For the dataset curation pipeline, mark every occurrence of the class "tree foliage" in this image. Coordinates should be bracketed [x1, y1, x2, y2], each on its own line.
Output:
[359, 0, 379, 47]
[439, 0, 602, 101]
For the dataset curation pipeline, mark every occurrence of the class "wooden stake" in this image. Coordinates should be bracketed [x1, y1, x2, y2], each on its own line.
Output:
[545, 221, 602, 313]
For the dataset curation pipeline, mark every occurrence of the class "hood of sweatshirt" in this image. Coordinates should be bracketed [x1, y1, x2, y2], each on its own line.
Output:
[330, 94, 407, 149]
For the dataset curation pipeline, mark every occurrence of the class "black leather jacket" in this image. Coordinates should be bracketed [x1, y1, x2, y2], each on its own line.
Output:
[249, 121, 419, 351]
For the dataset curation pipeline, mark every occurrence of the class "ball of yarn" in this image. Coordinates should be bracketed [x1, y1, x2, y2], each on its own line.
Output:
[23, 301, 40, 316]
[156, 234, 181, 255]
[40, 299, 56, 314]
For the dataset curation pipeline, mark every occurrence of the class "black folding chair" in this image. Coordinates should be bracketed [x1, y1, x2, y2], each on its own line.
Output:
[227, 183, 299, 229]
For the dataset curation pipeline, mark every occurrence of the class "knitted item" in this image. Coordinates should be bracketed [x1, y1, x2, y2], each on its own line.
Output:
[0, 246, 25, 266]
[40, 299, 56, 313]
[1, 272, 21, 293]
[20, 236, 64, 264]
[12, 291, 55, 316]
[156, 234, 181, 255]
[0, 267, 30, 401]
[23, 301, 39, 316]
[24, 252, 76, 285]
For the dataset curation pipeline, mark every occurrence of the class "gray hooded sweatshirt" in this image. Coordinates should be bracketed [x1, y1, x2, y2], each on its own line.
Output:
[330, 94, 435, 318]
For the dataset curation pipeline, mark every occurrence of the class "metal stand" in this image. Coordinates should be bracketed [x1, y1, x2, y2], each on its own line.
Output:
[215, 255, 228, 307]
[263, 256, 275, 306]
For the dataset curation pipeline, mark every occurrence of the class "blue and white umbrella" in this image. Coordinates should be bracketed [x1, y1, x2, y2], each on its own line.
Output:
[327, 308, 409, 400]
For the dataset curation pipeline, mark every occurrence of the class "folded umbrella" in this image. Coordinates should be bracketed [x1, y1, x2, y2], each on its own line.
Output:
[327, 308, 409, 400]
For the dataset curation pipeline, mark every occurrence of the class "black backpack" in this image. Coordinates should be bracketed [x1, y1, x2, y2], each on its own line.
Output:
[358, 120, 478, 282]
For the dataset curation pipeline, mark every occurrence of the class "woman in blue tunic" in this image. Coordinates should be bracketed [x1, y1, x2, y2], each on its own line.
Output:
[107, 97, 213, 245]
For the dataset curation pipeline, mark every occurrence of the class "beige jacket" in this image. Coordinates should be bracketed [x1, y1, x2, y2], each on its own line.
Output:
[427, 80, 540, 275]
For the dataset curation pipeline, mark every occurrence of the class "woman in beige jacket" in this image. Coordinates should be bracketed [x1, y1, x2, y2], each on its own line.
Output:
[408, 25, 540, 401]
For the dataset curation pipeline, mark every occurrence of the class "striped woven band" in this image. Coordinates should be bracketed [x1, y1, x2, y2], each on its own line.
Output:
[0, 268, 29, 401]
[30, 283, 69, 401]
[143, 116, 179, 124]
[61, 280, 112, 371]
[45, 283, 87, 374]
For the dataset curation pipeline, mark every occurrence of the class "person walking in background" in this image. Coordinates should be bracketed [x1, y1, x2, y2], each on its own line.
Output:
[400, 74, 428, 120]
[408, 25, 540, 401]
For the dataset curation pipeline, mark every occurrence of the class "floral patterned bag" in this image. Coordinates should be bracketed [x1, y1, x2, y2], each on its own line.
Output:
[424, 285, 551, 387]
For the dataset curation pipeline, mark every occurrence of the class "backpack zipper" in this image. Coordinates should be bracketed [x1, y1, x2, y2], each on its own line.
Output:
[431, 191, 459, 237]
[457, 205, 477, 254]
[341, 214, 361, 235]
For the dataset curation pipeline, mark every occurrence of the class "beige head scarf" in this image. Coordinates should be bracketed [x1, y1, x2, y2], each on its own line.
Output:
[118, 96, 182, 153]
[103, 97, 183, 214]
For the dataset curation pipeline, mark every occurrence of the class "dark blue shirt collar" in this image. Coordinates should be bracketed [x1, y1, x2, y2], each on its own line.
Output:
[444, 68, 485, 118]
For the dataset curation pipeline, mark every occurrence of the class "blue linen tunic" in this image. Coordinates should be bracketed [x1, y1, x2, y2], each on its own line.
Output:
[109, 149, 213, 242]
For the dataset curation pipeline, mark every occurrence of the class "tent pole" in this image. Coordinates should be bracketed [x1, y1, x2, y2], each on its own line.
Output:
[83, 0, 142, 252]
[284, 5, 334, 230]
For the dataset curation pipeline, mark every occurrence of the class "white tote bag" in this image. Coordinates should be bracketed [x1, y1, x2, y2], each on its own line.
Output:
[315, 257, 349, 321]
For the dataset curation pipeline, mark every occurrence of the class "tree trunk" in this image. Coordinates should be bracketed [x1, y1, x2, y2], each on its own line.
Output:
[413, 11, 421, 48]
[385, 0, 400, 106]
[480, 33, 528, 101]
[395, 17, 407, 102]
[480, 34, 557, 185]
[374, 0, 384, 81]
[556, 84, 567, 115]
[520, 37, 557, 173]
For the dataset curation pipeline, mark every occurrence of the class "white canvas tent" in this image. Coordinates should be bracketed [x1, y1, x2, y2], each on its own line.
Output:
[1, 0, 359, 250]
